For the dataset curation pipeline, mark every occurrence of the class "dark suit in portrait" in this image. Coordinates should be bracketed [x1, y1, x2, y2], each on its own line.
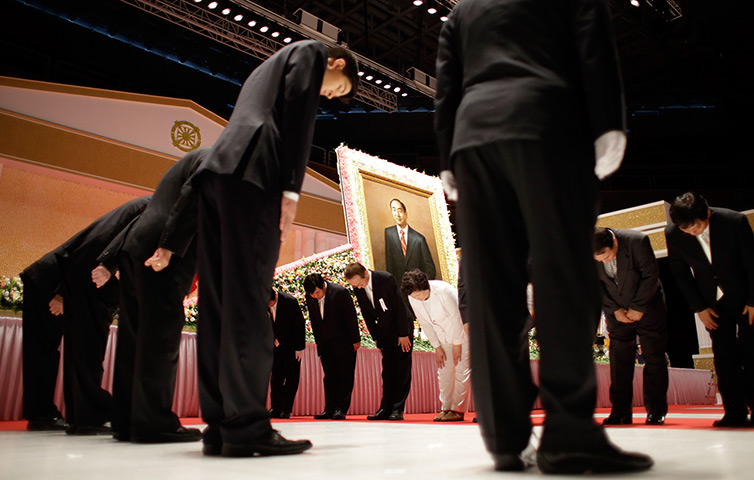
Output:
[56, 196, 151, 431]
[99, 147, 209, 441]
[19, 250, 71, 429]
[665, 207, 754, 423]
[384, 225, 436, 281]
[306, 281, 361, 415]
[352, 270, 413, 416]
[596, 229, 668, 423]
[270, 290, 307, 417]
[435, 0, 651, 472]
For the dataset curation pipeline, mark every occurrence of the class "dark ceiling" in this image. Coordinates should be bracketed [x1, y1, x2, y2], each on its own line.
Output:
[1, 0, 753, 213]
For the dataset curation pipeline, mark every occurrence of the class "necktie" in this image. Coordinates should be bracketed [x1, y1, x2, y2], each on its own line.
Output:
[605, 258, 617, 282]
[699, 230, 724, 300]
[400, 229, 407, 257]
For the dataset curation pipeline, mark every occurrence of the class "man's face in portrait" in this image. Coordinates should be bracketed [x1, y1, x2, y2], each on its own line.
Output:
[391, 200, 408, 228]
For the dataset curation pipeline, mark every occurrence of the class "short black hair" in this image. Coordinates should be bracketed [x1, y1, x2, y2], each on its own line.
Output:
[593, 228, 615, 254]
[327, 46, 360, 104]
[303, 273, 326, 295]
[669, 192, 709, 228]
[344, 262, 367, 280]
[400, 269, 429, 296]
[390, 198, 407, 212]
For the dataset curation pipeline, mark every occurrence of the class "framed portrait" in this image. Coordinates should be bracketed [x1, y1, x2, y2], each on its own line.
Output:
[336, 145, 458, 286]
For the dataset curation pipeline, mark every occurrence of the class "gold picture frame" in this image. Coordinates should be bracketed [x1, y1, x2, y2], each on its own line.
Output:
[336, 145, 458, 285]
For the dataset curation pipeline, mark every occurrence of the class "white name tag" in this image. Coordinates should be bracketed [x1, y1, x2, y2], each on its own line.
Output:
[379, 298, 388, 312]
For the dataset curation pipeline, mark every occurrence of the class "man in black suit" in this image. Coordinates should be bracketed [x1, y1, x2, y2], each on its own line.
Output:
[303, 273, 361, 420]
[344, 262, 413, 421]
[384, 199, 436, 281]
[56, 196, 151, 435]
[665, 192, 754, 427]
[268, 288, 306, 419]
[435, 0, 652, 473]
[152, 41, 359, 456]
[20, 250, 70, 431]
[593, 228, 669, 426]
[94, 147, 211, 443]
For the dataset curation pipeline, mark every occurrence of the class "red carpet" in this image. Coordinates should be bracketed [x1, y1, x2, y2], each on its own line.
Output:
[2, 406, 749, 432]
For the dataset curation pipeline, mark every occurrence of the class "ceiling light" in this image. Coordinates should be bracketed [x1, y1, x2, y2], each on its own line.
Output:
[221, 8, 231, 15]
[365, 75, 373, 81]
[375, 79, 383, 84]
[440, 16, 449, 22]
[271, 31, 280, 37]
[413, 0, 423, 6]
[207, 1, 218, 9]
[384, 84, 391, 89]
[248, 20, 257, 27]
[393, 87, 401, 93]
[260, 26, 269, 33]
[283, 37, 292, 43]
[194, 0, 203, 3]
[234, 14, 243, 21]
[401, 92, 408, 97]
[630, 0, 640, 6]
[427, 7, 437, 14]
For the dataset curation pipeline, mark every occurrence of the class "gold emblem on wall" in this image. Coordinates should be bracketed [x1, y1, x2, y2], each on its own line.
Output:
[171, 120, 202, 152]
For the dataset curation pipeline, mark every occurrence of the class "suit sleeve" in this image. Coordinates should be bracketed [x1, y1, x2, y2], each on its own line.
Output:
[736, 215, 754, 306]
[356, 289, 383, 346]
[160, 179, 198, 256]
[388, 274, 411, 338]
[628, 235, 661, 312]
[434, 17, 462, 172]
[598, 275, 621, 314]
[340, 289, 361, 345]
[279, 42, 326, 194]
[411, 297, 441, 349]
[96, 216, 140, 272]
[305, 297, 321, 342]
[571, 0, 625, 139]
[440, 285, 464, 345]
[419, 236, 436, 279]
[665, 228, 709, 313]
[292, 297, 307, 351]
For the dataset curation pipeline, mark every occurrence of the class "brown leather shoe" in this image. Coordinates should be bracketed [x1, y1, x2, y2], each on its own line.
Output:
[433, 410, 449, 421]
[439, 411, 465, 422]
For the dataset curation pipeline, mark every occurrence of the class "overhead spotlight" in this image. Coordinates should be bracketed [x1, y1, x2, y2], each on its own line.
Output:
[413, 0, 424, 6]
[401, 92, 408, 97]
[393, 86, 401, 93]
[365, 75, 374, 81]
[358, 71, 365, 76]
[234, 14, 243, 21]
[440, 15, 449, 22]
[271, 31, 280, 37]
[194, 0, 203, 3]
[375, 79, 383, 84]
[207, 1, 218, 9]
[260, 26, 269, 33]
[221, 8, 231, 15]
[630, 0, 640, 6]
[427, 7, 437, 14]
[247, 20, 257, 27]
[384, 84, 392, 89]
[283, 37, 292, 43]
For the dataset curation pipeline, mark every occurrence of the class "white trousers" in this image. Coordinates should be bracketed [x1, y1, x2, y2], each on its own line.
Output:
[437, 339, 471, 412]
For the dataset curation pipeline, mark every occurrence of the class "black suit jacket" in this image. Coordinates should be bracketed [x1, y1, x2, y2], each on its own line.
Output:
[596, 229, 665, 321]
[435, 0, 624, 170]
[352, 270, 412, 349]
[665, 207, 754, 313]
[273, 291, 306, 352]
[20, 249, 64, 297]
[384, 225, 436, 281]
[306, 282, 360, 355]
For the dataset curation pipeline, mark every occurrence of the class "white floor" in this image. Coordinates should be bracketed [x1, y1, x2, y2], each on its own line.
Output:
[1, 420, 752, 480]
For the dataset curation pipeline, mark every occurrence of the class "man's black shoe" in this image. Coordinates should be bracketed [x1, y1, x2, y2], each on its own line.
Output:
[313, 411, 333, 420]
[270, 409, 291, 419]
[278, 411, 291, 419]
[493, 453, 525, 471]
[331, 410, 347, 420]
[388, 410, 404, 421]
[65, 423, 112, 435]
[112, 431, 130, 441]
[202, 425, 222, 456]
[221, 430, 312, 457]
[131, 426, 203, 443]
[645, 414, 665, 425]
[537, 444, 653, 474]
[367, 409, 390, 421]
[602, 415, 632, 425]
[712, 416, 752, 428]
[27, 416, 68, 431]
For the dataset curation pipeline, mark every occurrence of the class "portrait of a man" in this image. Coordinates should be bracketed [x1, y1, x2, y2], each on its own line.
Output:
[384, 198, 436, 281]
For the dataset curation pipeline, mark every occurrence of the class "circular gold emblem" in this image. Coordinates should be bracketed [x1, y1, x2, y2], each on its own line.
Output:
[171, 120, 202, 152]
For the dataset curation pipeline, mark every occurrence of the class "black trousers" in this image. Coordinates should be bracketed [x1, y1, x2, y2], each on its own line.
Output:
[59, 269, 114, 426]
[455, 138, 606, 455]
[270, 347, 301, 413]
[708, 296, 754, 420]
[379, 341, 413, 413]
[319, 347, 357, 413]
[196, 172, 278, 443]
[112, 251, 189, 436]
[20, 280, 71, 420]
[606, 301, 669, 418]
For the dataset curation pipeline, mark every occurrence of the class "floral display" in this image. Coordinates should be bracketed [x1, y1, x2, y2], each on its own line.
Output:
[0, 276, 23, 312]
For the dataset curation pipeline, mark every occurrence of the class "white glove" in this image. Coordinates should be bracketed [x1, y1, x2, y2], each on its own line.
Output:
[440, 170, 459, 202]
[594, 130, 627, 180]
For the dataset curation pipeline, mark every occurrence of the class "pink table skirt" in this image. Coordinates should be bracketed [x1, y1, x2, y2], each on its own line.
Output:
[0, 316, 712, 420]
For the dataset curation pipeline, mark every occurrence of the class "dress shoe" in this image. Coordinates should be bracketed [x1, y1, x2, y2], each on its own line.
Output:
[438, 411, 464, 422]
[388, 410, 404, 421]
[65, 423, 112, 435]
[112, 431, 130, 442]
[538, 444, 653, 474]
[202, 425, 222, 456]
[602, 415, 632, 425]
[27, 416, 68, 431]
[712, 416, 752, 428]
[433, 410, 449, 421]
[313, 411, 333, 420]
[278, 411, 291, 419]
[367, 409, 390, 421]
[221, 429, 312, 457]
[331, 410, 347, 420]
[493, 453, 525, 471]
[645, 414, 665, 425]
[131, 426, 203, 443]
